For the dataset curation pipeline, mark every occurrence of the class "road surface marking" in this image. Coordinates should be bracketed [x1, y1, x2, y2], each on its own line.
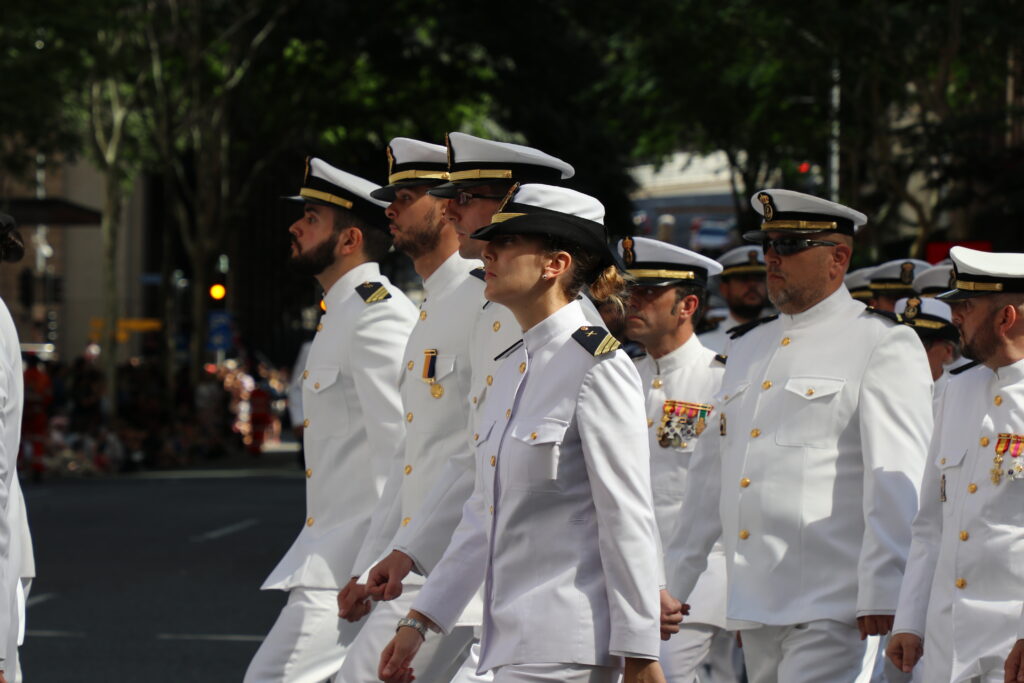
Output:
[27, 630, 84, 638]
[26, 592, 57, 608]
[190, 518, 259, 542]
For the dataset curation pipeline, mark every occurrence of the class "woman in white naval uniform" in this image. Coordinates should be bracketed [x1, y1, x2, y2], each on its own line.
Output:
[0, 214, 30, 683]
[377, 185, 665, 683]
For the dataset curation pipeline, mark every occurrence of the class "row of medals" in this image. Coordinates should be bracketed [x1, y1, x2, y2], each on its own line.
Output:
[991, 434, 1024, 486]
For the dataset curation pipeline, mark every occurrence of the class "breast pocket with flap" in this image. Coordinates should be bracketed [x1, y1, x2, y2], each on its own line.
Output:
[506, 417, 570, 492]
[775, 376, 845, 448]
[303, 366, 350, 437]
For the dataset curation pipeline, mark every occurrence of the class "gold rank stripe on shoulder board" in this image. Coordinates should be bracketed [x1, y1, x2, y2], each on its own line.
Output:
[355, 281, 392, 304]
[571, 326, 621, 356]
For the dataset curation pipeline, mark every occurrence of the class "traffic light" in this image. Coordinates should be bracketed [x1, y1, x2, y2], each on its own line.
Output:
[209, 283, 226, 301]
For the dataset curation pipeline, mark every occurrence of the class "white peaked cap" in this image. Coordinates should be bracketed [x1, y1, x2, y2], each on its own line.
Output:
[746, 188, 866, 239]
[939, 246, 1024, 301]
[503, 184, 602, 222]
[618, 236, 722, 286]
[447, 132, 574, 180]
[912, 264, 954, 297]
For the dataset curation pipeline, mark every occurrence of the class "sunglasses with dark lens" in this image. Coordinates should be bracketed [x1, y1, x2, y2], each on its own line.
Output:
[455, 191, 507, 206]
[761, 237, 839, 256]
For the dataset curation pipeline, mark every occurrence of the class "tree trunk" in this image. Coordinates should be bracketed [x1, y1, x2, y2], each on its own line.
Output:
[101, 170, 122, 421]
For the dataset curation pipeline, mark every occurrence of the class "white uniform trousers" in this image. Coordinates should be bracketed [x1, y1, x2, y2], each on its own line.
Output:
[335, 574, 474, 683]
[661, 625, 742, 683]
[856, 635, 910, 683]
[705, 629, 744, 683]
[245, 588, 364, 683]
[449, 634, 494, 682]
[740, 620, 868, 683]
[661, 623, 714, 683]
[11, 578, 28, 683]
[492, 663, 619, 682]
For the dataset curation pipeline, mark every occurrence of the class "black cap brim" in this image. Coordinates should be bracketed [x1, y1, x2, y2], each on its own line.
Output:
[935, 288, 987, 302]
[472, 213, 617, 272]
[281, 194, 333, 208]
[428, 179, 508, 198]
[370, 179, 446, 202]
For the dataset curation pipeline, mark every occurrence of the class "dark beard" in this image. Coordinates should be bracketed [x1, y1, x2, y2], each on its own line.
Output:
[288, 232, 338, 278]
[961, 327, 996, 363]
[394, 204, 443, 259]
[730, 303, 764, 320]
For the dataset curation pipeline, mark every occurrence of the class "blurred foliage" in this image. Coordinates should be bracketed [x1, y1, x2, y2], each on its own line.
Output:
[3, 0, 1024, 367]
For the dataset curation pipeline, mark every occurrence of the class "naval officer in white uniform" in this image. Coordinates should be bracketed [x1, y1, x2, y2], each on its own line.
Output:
[0, 215, 31, 683]
[666, 189, 933, 683]
[895, 295, 962, 407]
[378, 184, 665, 683]
[868, 258, 932, 312]
[698, 246, 769, 354]
[620, 237, 737, 683]
[244, 159, 417, 682]
[337, 135, 580, 683]
[333, 137, 482, 683]
[887, 247, 1024, 682]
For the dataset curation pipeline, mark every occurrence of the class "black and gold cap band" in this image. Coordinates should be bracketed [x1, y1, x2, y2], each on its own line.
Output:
[937, 269, 1024, 301]
[627, 261, 709, 287]
[721, 264, 767, 277]
[429, 162, 565, 198]
[284, 157, 390, 230]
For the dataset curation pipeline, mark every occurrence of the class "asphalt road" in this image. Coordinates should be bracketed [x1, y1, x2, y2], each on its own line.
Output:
[18, 467, 307, 682]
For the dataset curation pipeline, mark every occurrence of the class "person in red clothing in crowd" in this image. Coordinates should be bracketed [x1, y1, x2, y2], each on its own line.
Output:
[21, 355, 51, 478]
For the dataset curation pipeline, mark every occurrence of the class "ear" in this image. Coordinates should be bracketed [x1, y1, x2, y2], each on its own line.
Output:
[676, 293, 701, 322]
[336, 226, 362, 257]
[997, 302, 1019, 336]
[833, 243, 853, 270]
[543, 250, 572, 282]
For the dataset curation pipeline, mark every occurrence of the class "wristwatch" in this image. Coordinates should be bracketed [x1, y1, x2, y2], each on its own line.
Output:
[396, 616, 427, 640]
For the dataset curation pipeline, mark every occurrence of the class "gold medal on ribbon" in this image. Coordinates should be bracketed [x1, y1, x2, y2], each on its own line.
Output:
[422, 349, 444, 399]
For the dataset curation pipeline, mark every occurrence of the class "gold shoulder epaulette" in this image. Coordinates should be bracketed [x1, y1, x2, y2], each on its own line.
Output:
[355, 281, 392, 304]
[571, 326, 621, 356]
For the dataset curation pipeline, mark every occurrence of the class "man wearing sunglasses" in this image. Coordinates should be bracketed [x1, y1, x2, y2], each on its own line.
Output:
[666, 189, 933, 683]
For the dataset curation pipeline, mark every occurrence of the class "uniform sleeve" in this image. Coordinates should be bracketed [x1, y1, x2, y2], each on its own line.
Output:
[411, 458, 489, 634]
[350, 303, 416, 485]
[893, 383, 949, 638]
[287, 341, 311, 426]
[577, 356, 661, 660]
[351, 455, 406, 580]
[0, 352, 14, 663]
[663, 417, 723, 604]
[392, 450, 475, 575]
[856, 325, 933, 616]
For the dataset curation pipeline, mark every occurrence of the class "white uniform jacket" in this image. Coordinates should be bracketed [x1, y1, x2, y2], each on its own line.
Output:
[667, 286, 933, 627]
[389, 284, 605, 627]
[0, 297, 23, 664]
[636, 335, 727, 628]
[351, 252, 482, 578]
[414, 301, 662, 671]
[698, 308, 774, 355]
[893, 359, 1024, 682]
[262, 262, 417, 591]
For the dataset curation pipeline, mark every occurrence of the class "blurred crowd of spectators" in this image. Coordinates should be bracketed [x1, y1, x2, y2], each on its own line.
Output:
[19, 353, 293, 480]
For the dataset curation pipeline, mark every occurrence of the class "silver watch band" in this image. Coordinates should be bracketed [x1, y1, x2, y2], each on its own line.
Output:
[396, 616, 427, 640]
